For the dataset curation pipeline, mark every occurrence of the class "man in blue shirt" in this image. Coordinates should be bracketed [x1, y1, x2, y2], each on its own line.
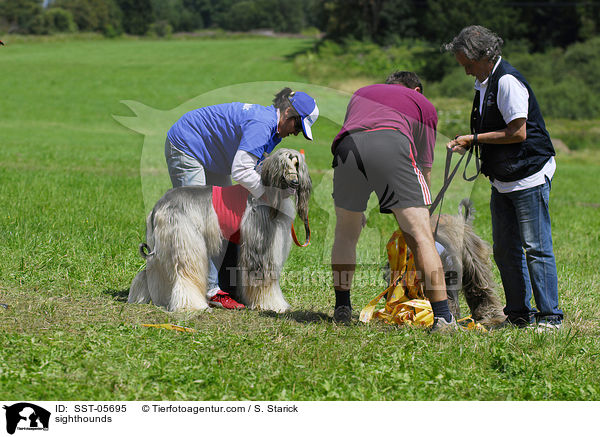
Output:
[165, 88, 319, 309]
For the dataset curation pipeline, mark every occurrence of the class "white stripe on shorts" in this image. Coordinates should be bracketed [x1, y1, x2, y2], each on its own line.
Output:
[409, 151, 431, 205]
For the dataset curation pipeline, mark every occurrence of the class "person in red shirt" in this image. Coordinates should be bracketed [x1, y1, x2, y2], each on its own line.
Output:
[331, 71, 455, 331]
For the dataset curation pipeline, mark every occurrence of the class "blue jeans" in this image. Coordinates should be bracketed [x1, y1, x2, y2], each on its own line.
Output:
[165, 139, 231, 295]
[490, 178, 563, 324]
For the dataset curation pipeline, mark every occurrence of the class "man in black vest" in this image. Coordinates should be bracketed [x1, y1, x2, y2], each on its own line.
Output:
[443, 25, 563, 331]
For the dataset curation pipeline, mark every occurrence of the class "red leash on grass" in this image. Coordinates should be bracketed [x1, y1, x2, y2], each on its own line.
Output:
[291, 149, 311, 247]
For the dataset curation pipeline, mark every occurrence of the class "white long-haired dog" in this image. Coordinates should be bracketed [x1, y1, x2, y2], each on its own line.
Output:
[128, 148, 311, 313]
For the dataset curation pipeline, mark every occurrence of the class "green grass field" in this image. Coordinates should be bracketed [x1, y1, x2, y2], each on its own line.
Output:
[1, 35, 599, 401]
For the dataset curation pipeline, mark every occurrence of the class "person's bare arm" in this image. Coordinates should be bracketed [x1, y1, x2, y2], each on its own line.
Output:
[447, 118, 526, 154]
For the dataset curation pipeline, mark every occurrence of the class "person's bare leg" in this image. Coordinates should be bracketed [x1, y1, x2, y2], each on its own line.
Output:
[331, 207, 364, 320]
[392, 206, 456, 330]
[392, 206, 447, 303]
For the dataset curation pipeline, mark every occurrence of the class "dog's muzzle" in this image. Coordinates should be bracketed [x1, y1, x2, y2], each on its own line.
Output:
[285, 172, 299, 188]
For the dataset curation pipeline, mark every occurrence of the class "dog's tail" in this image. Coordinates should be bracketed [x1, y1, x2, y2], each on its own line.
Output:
[459, 198, 476, 225]
[138, 209, 157, 259]
[139, 243, 154, 259]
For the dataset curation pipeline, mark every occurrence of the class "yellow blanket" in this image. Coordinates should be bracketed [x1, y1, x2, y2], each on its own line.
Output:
[359, 230, 485, 331]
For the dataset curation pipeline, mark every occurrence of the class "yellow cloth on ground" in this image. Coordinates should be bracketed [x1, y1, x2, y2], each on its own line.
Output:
[142, 323, 196, 333]
[360, 230, 434, 327]
[359, 230, 487, 331]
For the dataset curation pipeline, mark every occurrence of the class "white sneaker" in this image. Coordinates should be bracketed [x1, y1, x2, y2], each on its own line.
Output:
[430, 315, 459, 333]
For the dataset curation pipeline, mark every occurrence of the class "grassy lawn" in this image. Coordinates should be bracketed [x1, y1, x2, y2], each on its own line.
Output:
[0, 35, 599, 401]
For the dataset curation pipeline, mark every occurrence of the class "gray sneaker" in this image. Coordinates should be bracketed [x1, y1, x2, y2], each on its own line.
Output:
[531, 319, 562, 333]
[333, 305, 352, 324]
[430, 315, 459, 333]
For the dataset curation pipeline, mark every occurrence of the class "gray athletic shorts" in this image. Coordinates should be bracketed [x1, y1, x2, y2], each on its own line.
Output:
[332, 129, 431, 213]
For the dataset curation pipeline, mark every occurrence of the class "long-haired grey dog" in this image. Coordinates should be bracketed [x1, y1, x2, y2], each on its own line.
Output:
[128, 148, 311, 313]
[432, 199, 506, 326]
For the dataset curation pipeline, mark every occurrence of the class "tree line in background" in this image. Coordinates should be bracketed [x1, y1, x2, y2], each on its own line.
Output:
[1, 0, 600, 50]
[318, 0, 600, 52]
[2, 0, 600, 120]
[0, 0, 310, 36]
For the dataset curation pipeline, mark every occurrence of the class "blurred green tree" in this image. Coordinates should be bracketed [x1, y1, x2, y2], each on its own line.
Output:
[116, 0, 152, 35]
[0, 0, 43, 33]
[53, 0, 122, 34]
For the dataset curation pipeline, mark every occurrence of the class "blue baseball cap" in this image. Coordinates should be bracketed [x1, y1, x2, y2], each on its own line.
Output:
[289, 91, 319, 140]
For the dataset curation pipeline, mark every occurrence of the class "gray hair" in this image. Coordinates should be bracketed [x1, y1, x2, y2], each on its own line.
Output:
[443, 25, 504, 62]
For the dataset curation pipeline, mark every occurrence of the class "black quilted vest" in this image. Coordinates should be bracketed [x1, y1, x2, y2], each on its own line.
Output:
[471, 59, 554, 182]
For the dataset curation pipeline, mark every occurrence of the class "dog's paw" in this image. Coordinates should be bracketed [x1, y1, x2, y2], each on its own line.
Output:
[167, 301, 211, 312]
[272, 303, 291, 314]
[248, 302, 290, 313]
[128, 270, 151, 304]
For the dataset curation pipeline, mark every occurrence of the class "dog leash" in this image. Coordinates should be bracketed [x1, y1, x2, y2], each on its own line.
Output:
[429, 141, 481, 216]
[428, 143, 481, 239]
[291, 218, 311, 247]
[291, 148, 311, 247]
[429, 149, 461, 216]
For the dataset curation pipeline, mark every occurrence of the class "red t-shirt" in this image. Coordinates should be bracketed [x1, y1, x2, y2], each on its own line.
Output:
[332, 84, 438, 168]
[211, 184, 250, 244]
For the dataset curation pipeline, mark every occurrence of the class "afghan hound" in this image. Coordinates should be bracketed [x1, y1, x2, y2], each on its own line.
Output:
[128, 148, 311, 313]
[431, 199, 506, 326]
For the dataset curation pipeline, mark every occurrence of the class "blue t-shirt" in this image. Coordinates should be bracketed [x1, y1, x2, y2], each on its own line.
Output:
[167, 102, 282, 174]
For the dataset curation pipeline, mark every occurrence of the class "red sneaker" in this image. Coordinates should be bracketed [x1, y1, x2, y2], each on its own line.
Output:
[209, 291, 245, 310]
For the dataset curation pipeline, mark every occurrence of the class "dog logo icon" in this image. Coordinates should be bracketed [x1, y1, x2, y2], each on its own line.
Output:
[3, 403, 50, 435]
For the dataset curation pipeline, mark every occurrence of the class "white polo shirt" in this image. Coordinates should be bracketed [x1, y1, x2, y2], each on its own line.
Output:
[475, 57, 555, 193]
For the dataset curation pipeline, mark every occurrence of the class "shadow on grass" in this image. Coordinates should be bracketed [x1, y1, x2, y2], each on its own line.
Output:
[104, 288, 130, 302]
[259, 309, 332, 324]
[282, 39, 320, 61]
